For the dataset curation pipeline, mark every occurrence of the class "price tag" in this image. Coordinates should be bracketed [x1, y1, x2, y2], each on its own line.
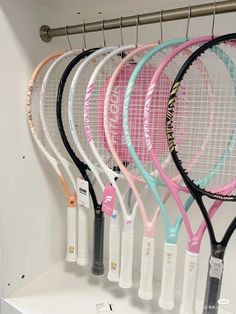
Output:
[96, 303, 114, 313]
[77, 178, 89, 208]
[101, 186, 116, 217]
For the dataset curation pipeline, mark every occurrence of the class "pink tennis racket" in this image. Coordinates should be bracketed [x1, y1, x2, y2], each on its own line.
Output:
[104, 41, 184, 297]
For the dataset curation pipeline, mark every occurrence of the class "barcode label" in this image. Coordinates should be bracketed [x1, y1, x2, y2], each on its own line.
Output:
[77, 178, 89, 208]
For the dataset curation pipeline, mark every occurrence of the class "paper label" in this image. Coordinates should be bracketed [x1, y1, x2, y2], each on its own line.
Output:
[101, 186, 116, 217]
[209, 257, 224, 280]
[77, 178, 89, 208]
[96, 302, 114, 313]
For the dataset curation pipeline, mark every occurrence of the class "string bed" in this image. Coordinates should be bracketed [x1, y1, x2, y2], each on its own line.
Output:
[148, 44, 212, 180]
[171, 41, 236, 193]
[29, 60, 56, 154]
[42, 51, 82, 161]
[71, 49, 114, 166]
[86, 48, 135, 174]
[125, 47, 176, 178]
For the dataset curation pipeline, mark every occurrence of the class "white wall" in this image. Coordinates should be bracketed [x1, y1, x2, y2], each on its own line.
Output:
[0, 0, 85, 298]
[0, 0, 235, 313]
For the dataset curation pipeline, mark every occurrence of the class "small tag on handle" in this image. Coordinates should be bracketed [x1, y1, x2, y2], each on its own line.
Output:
[102, 186, 116, 217]
[209, 257, 223, 280]
[77, 178, 89, 208]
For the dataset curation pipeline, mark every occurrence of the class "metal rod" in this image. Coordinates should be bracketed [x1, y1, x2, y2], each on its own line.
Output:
[40, 0, 236, 42]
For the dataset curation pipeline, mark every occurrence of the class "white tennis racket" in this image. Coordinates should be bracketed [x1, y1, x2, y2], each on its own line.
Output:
[27, 51, 80, 262]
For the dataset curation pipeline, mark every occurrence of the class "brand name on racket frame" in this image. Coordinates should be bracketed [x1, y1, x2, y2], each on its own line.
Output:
[166, 82, 180, 153]
[108, 86, 120, 145]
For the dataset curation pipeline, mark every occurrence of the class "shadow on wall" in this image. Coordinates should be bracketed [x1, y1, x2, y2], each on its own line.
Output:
[0, 0, 79, 65]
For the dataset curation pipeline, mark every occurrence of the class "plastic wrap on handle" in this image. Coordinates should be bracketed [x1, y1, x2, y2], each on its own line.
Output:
[119, 230, 134, 288]
[107, 213, 120, 282]
[138, 237, 155, 300]
[91, 215, 105, 275]
[66, 206, 77, 262]
[180, 251, 199, 314]
[203, 257, 224, 314]
[159, 243, 177, 310]
[77, 205, 89, 266]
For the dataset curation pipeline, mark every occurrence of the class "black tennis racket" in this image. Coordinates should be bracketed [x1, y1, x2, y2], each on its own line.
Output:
[166, 33, 236, 314]
[56, 48, 105, 275]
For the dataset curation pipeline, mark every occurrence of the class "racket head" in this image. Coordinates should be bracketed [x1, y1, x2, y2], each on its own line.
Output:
[56, 48, 99, 169]
[40, 49, 83, 177]
[144, 36, 214, 188]
[27, 52, 63, 158]
[84, 45, 138, 178]
[166, 33, 236, 200]
[122, 38, 187, 181]
[69, 46, 117, 179]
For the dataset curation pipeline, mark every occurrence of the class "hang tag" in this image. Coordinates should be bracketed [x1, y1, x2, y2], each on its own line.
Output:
[102, 186, 116, 217]
[209, 257, 224, 280]
[77, 178, 89, 208]
[96, 302, 114, 313]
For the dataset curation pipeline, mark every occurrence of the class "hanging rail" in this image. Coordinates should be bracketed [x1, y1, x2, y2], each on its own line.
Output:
[40, 0, 236, 42]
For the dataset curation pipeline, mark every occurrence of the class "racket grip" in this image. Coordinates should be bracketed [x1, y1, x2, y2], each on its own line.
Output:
[203, 257, 224, 314]
[159, 243, 177, 310]
[66, 206, 77, 262]
[77, 205, 89, 266]
[119, 230, 134, 288]
[138, 237, 155, 300]
[91, 215, 105, 275]
[180, 251, 199, 314]
[107, 213, 120, 282]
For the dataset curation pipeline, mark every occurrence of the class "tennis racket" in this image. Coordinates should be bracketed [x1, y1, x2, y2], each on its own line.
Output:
[83, 45, 147, 283]
[103, 43, 182, 290]
[56, 48, 117, 275]
[122, 38, 193, 300]
[104, 40, 183, 295]
[68, 46, 131, 278]
[27, 52, 80, 262]
[142, 35, 226, 310]
[166, 33, 236, 314]
[39, 49, 96, 266]
[144, 36, 236, 313]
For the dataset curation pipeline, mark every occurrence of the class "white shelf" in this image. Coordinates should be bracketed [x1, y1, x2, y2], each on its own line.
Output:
[2, 260, 232, 314]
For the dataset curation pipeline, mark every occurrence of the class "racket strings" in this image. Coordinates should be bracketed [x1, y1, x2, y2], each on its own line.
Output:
[31, 67, 50, 146]
[43, 52, 79, 161]
[59, 59, 87, 158]
[172, 42, 236, 193]
[105, 59, 139, 169]
[73, 52, 109, 164]
[30, 62, 59, 155]
[148, 46, 209, 180]
[89, 50, 134, 172]
[127, 49, 172, 177]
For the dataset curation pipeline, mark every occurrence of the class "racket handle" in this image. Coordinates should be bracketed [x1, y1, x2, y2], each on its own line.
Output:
[159, 243, 177, 310]
[77, 205, 89, 266]
[138, 237, 155, 300]
[66, 206, 77, 262]
[203, 257, 224, 314]
[119, 230, 134, 288]
[107, 213, 120, 282]
[91, 215, 104, 275]
[180, 251, 199, 314]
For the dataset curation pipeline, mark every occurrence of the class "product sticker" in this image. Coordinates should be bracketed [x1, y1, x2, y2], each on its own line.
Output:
[77, 178, 89, 208]
[101, 186, 116, 217]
